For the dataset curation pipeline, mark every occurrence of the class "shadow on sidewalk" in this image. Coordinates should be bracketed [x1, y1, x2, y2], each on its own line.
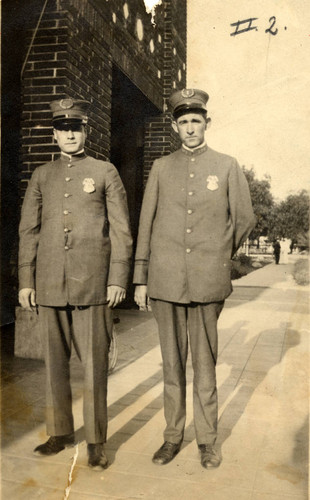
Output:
[0, 310, 159, 449]
[217, 321, 300, 449]
[179, 321, 301, 454]
[71, 369, 164, 464]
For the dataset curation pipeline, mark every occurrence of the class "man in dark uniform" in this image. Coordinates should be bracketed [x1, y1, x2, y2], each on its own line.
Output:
[18, 98, 132, 469]
[134, 88, 256, 469]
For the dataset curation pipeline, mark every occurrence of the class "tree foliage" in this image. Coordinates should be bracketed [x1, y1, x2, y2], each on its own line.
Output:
[242, 166, 274, 240]
[268, 190, 309, 247]
[241, 166, 309, 248]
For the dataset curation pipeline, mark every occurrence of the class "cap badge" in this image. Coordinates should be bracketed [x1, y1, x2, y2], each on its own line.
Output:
[60, 98, 74, 109]
[206, 175, 219, 191]
[83, 178, 96, 193]
[181, 88, 195, 98]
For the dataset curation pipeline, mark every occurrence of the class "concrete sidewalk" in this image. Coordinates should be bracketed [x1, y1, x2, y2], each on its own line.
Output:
[1, 257, 309, 499]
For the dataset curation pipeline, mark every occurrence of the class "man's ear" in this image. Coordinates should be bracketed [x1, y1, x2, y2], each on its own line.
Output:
[172, 120, 178, 134]
[53, 128, 58, 141]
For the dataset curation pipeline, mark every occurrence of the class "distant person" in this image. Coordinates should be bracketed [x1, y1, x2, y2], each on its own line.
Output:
[134, 88, 256, 469]
[18, 97, 132, 469]
[273, 240, 281, 264]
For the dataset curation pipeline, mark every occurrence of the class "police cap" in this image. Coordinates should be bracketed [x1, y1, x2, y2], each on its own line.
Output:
[169, 88, 209, 118]
[50, 98, 90, 127]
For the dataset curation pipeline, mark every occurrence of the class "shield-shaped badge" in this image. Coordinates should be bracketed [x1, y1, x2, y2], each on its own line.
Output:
[83, 178, 96, 193]
[206, 175, 219, 191]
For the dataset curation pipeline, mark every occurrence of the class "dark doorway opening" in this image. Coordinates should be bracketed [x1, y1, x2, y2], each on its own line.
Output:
[111, 66, 160, 307]
[1, 0, 44, 329]
[111, 65, 160, 241]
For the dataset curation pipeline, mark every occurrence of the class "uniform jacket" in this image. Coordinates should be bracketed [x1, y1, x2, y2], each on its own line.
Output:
[133, 144, 256, 303]
[19, 153, 132, 306]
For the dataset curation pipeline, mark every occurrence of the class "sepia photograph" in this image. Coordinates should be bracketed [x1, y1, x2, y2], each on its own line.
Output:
[1, 0, 309, 498]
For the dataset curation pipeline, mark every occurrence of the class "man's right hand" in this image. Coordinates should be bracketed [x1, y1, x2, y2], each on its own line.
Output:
[134, 285, 149, 312]
[19, 288, 36, 312]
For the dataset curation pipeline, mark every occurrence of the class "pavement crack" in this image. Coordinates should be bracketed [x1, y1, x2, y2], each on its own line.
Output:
[64, 444, 79, 499]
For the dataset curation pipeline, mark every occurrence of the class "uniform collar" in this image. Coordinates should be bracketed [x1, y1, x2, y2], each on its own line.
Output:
[181, 142, 208, 157]
[59, 150, 87, 163]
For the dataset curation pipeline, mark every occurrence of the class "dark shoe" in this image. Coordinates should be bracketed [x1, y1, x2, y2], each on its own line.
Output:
[199, 444, 221, 469]
[34, 433, 75, 456]
[152, 441, 181, 465]
[87, 443, 108, 470]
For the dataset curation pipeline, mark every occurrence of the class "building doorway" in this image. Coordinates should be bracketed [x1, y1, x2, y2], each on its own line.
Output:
[111, 65, 160, 242]
[110, 65, 160, 307]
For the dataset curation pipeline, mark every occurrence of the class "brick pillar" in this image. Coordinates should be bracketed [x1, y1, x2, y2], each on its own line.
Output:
[20, 0, 113, 200]
[20, 0, 68, 200]
[143, 0, 187, 181]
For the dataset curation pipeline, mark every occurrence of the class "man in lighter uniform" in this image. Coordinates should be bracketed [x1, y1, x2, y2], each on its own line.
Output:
[19, 97, 132, 469]
[134, 88, 256, 469]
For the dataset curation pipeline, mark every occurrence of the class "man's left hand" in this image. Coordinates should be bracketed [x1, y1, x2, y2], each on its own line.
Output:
[107, 285, 126, 308]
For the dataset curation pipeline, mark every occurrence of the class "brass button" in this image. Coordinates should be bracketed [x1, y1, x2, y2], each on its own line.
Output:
[187, 209, 193, 214]
[186, 248, 191, 253]
[63, 210, 69, 215]
[191, 158, 195, 162]
[64, 245, 69, 250]
[64, 193, 70, 198]
[64, 227, 69, 233]
[65, 177, 71, 182]
[189, 173, 195, 178]
[186, 228, 192, 234]
[188, 191, 193, 196]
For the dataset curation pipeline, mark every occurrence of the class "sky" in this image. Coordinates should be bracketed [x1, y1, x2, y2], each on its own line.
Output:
[187, 0, 310, 201]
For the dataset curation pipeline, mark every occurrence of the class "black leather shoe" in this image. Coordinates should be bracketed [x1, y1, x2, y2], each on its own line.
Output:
[199, 444, 221, 469]
[152, 441, 181, 465]
[87, 443, 108, 470]
[34, 433, 75, 456]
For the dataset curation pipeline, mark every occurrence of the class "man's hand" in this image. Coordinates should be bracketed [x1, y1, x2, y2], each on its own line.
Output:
[107, 285, 126, 308]
[134, 285, 149, 311]
[19, 288, 36, 312]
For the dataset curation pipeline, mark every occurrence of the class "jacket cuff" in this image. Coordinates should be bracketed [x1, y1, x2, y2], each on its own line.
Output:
[107, 261, 130, 289]
[18, 264, 35, 290]
[133, 261, 148, 284]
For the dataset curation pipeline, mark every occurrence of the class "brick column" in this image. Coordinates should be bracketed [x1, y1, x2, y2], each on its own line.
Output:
[143, 0, 187, 181]
[20, 0, 113, 200]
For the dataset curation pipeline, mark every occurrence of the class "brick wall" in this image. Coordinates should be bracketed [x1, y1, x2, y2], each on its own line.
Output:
[20, 0, 187, 197]
[143, 0, 186, 181]
[2, 0, 187, 322]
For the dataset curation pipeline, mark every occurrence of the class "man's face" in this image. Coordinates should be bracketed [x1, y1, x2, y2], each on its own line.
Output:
[53, 123, 86, 154]
[172, 112, 207, 148]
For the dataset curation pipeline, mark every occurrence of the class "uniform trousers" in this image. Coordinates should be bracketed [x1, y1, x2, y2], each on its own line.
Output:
[150, 299, 224, 446]
[39, 304, 113, 444]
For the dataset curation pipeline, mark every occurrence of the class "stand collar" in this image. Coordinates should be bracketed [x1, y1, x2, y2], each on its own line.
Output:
[59, 150, 87, 163]
[181, 142, 208, 157]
